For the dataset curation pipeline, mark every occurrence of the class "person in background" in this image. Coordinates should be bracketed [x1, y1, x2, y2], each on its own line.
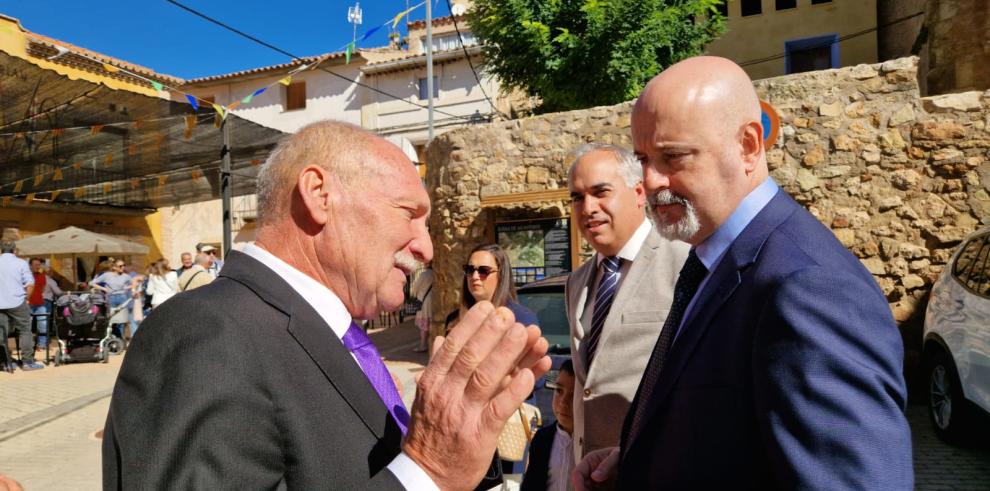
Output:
[28, 258, 63, 354]
[175, 252, 194, 277]
[409, 264, 434, 353]
[93, 259, 137, 342]
[522, 359, 576, 491]
[199, 245, 223, 277]
[178, 254, 214, 292]
[445, 243, 539, 332]
[0, 240, 41, 371]
[145, 259, 179, 309]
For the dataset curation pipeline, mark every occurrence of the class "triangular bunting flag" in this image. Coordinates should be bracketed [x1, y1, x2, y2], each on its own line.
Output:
[130, 179, 140, 189]
[51, 128, 64, 137]
[393, 7, 414, 29]
[103, 183, 112, 193]
[135, 119, 144, 129]
[13, 180, 24, 193]
[91, 125, 104, 135]
[157, 175, 168, 186]
[14, 132, 23, 139]
[212, 103, 226, 119]
[279, 76, 292, 86]
[184, 115, 196, 139]
[251, 159, 262, 166]
[1, 197, 10, 207]
[191, 169, 202, 179]
[359, 25, 383, 42]
[72, 162, 83, 170]
[74, 187, 85, 198]
[214, 113, 222, 129]
[252, 87, 267, 97]
[241, 94, 254, 104]
[186, 94, 199, 111]
[128, 144, 138, 156]
[50, 190, 61, 201]
[227, 100, 241, 110]
[151, 81, 164, 91]
[25, 193, 35, 203]
[33, 174, 44, 187]
[345, 43, 354, 64]
[53, 168, 63, 181]
[102, 63, 120, 73]
[105, 154, 114, 166]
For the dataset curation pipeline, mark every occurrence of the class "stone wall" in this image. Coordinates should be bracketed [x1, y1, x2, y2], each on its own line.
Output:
[424, 57, 990, 364]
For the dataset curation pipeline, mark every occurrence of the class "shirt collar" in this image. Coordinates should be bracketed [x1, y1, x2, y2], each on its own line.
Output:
[695, 178, 779, 270]
[241, 244, 353, 340]
[596, 217, 651, 266]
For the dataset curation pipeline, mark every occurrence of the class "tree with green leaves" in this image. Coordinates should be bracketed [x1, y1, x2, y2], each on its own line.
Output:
[468, 0, 726, 113]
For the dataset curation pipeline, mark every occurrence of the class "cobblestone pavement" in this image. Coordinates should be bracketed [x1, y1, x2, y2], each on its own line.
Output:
[3, 327, 988, 490]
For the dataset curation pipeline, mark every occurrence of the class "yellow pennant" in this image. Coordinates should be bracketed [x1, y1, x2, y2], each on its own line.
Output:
[251, 159, 262, 166]
[13, 179, 24, 193]
[72, 162, 83, 170]
[128, 144, 138, 156]
[53, 168, 64, 181]
[14, 132, 24, 139]
[279, 76, 292, 86]
[103, 183, 112, 193]
[214, 113, 222, 129]
[102, 63, 120, 73]
[158, 175, 168, 187]
[74, 187, 85, 198]
[105, 154, 113, 166]
[190, 169, 202, 179]
[51, 128, 64, 137]
[33, 174, 45, 187]
[25, 193, 35, 203]
[226, 100, 241, 111]
[134, 119, 144, 130]
[91, 125, 104, 135]
[1, 197, 10, 207]
[184, 115, 196, 139]
[212, 103, 226, 119]
[50, 190, 61, 201]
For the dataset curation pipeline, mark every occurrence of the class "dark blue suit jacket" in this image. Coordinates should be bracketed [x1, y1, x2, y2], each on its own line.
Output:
[617, 190, 913, 489]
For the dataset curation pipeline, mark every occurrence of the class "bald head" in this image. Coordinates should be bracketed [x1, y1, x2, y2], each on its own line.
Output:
[256, 120, 410, 225]
[632, 56, 768, 245]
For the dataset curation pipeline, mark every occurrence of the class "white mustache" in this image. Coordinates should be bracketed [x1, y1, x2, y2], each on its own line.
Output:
[648, 189, 690, 207]
[394, 251, 423, 273]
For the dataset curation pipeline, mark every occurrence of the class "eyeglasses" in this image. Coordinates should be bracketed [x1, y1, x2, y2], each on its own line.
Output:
[462, 265, 498, 279]
[115, 264, 125, 268]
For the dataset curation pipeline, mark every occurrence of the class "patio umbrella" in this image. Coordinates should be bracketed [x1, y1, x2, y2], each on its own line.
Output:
[16, 226, 150, 286]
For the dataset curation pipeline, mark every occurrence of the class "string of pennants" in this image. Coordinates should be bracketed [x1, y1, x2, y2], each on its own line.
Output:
[31, 1, 427, 122]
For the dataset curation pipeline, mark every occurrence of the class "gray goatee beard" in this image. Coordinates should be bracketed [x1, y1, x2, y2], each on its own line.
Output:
[647, 189, 701, 242]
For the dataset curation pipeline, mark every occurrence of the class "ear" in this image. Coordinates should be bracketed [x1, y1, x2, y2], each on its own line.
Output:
[296, 165, 332, 226]
[633, 181, 647, 208]
[739, 120, 764, 175]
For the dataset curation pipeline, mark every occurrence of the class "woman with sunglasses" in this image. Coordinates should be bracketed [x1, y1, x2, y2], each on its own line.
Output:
[445, 243, 539, 333]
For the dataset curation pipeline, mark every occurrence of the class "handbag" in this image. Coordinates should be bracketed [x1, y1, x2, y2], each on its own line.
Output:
[496, 402, 541, 462]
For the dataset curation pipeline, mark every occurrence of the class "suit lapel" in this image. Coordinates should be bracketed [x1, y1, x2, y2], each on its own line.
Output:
[568, 258, 597, 374]
[220, 251, 397, 441]
[626, 190, 797, 452]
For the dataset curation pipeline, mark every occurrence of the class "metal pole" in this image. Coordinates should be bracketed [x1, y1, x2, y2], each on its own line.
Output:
[221, 117, 232, 257]
[426, 0, 434, 141]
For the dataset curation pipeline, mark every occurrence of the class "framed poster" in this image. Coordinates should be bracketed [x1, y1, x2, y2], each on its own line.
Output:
[495, 218, 571, 285]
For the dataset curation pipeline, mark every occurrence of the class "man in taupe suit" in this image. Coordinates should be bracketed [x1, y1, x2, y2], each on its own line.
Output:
[566, 144, 689, 462]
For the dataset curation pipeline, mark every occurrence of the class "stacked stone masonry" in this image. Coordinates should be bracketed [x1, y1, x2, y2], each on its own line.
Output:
[425, 57, 990, 361]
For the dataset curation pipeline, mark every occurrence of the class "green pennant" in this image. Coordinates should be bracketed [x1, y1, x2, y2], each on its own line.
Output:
[242, 94, 254, 104]
[345, 43, 353, 64]
[151, 81, 164, 91]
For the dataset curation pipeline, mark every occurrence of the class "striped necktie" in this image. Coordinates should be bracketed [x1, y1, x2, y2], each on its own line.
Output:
[585, 255, 621, 368]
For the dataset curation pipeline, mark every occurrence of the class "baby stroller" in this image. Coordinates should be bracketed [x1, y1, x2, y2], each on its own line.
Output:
[52, 292, 129, 365]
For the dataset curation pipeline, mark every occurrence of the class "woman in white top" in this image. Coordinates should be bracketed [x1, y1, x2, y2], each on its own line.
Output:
[145, 258, 179, 308]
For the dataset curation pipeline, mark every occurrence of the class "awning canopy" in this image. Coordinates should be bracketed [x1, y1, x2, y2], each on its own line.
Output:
[0, 50, 286, 210]
[15, 226, 149, 256]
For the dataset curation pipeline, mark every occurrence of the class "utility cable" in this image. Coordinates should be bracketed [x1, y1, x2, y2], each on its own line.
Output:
[444, 0, 506, 120]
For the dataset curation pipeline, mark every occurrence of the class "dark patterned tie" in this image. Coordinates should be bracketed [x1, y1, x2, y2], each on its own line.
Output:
[342, 321, 410, 434]
[585, 256, 622, 368]
[627, 249, 708, 440]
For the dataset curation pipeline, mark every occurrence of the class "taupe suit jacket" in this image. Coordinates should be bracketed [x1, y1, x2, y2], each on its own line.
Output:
[566, 226, 689, 459]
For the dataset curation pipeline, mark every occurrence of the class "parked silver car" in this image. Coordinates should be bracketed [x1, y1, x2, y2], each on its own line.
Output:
[923, 227, 990, 443]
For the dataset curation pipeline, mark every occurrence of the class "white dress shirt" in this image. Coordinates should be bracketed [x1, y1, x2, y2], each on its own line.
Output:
[241, 244, 439, 491]
[547, 425, 575, 491]
[579, 217, 652, 331]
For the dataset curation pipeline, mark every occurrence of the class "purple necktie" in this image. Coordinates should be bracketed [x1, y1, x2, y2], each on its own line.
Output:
[342, 321, 410, 435]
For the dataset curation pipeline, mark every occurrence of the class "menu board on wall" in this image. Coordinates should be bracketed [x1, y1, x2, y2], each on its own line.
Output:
[495, 218, 571, 285]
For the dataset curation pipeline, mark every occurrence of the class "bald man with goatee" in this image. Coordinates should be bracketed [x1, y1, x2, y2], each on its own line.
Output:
[574, 57, 913, 490]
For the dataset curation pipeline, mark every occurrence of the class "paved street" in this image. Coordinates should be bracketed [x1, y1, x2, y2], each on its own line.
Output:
[3, 324, 988, 490]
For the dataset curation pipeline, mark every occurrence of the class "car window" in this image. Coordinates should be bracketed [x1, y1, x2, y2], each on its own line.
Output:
[517, 290, 570, 352]
[953, 232, 990, 297]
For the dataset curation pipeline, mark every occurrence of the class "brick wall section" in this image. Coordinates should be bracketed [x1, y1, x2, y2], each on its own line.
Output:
[424, 57, 990, 361]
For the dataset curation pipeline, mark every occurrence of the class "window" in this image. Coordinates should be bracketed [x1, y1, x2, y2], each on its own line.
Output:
[953, 233, 990, 296]
[741, 0, 762, 16]
[785, 33, 838, 74]
[285, 82, 306, 111]
[776, 0, 796, 10]
[811, 0, 832, 4]
[420, 32, 477, 54]
[716, 1, 729, 17]
[418, 77, 439, 100]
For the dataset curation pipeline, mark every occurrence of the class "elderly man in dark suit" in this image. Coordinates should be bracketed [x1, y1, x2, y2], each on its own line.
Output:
[103, 121, 551, 490]
[574, 56, 913, 490]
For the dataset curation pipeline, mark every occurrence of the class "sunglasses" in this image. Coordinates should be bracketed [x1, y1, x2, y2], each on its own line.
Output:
[462, 265, 498, 279]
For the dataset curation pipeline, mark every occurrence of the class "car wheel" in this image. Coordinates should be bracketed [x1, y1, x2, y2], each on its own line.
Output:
[927, 348, 972, 443]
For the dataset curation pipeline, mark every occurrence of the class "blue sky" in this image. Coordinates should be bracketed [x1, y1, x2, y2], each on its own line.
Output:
[0, 0, 451, 79]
